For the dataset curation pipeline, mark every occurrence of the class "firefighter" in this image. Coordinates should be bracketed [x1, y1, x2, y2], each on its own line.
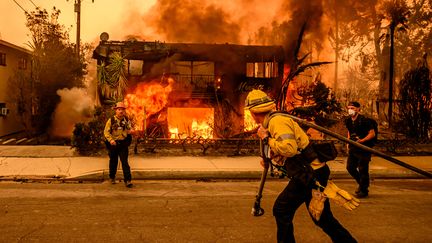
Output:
[245, 89, 357, 243]
[104, 101, 133, 188]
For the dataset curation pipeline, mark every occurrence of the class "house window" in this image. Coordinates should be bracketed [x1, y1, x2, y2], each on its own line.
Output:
[246, 62, 278, 78]
[18, 57, 27, 70]
[0, 53, 6, 66]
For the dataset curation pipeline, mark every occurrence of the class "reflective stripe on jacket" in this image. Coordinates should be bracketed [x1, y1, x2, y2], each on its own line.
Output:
[263, 112, 325, 170]
[263, 113, 309, 157]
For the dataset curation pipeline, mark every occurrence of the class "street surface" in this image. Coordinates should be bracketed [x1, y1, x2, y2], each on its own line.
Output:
[0, 179, 431, 243]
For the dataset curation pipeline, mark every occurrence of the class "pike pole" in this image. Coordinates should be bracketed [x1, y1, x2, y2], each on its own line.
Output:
[252, 138, 270, 216]
[285, 114, 432, 179]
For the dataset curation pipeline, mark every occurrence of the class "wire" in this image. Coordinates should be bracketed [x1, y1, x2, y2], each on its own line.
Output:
[11, 0, 28, 14]
[27, 0, 37, 8]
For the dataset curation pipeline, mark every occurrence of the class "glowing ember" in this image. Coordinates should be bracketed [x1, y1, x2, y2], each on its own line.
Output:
[244, 109, 258, 131]
[168, 108, 214, 139]
[124, 78, 174, 131]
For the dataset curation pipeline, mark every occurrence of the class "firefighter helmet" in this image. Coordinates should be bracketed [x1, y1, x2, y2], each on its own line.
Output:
[113, 102, 127, 109]
[244, 89, 276, 113]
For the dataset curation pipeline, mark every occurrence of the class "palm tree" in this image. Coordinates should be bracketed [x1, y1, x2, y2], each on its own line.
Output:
[97, 52, 128, 104]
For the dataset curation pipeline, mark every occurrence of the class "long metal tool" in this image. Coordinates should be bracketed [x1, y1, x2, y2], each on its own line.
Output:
[252, 138, 271, 216]
[283, 113, 432, 179]
[251, 113, 432, 217]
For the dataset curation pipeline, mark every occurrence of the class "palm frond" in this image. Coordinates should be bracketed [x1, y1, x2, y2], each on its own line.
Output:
[97, 62, 109, 86]
[106, 52, 128, 98]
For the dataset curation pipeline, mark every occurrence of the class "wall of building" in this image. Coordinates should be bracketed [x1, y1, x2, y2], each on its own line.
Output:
[0, 41, 32, 137]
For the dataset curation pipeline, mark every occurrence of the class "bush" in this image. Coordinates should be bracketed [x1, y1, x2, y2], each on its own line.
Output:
[71, 106, 114, 155]
[396, 61, 431, 140]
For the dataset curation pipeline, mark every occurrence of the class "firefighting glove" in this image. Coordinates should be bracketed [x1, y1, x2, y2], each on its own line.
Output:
[323, 180, 360, 211]
[308, 188, 326, 221]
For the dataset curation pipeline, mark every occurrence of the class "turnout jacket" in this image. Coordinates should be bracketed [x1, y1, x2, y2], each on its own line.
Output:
[263, 112, 325, 170]
[104, 115, 131, 143]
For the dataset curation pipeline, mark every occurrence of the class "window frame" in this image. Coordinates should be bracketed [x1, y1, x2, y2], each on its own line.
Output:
[0, 53, 6, 66]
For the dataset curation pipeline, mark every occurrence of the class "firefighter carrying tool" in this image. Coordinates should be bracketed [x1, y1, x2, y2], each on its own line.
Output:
[246, 89, 357, 243]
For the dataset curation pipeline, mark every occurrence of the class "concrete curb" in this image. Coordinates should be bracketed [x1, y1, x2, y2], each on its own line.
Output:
[2, 169, 430, 182]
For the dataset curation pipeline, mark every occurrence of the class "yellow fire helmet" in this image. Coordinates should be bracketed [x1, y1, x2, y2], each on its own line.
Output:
[244, 89, 276, 113]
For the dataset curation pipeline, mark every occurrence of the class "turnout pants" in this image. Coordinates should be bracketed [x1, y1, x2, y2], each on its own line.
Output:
[346, 150, 371, 193]
[108, 140, 132, 182]
[273, 164, 356, 243]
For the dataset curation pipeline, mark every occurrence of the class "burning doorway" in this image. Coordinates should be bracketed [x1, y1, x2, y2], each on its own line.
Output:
[167, 107, 214, 139]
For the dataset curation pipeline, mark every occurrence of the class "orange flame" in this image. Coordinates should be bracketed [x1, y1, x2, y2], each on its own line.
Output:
[123, 77, 216, 138]
[167, 107, 214, 139]
[244, 109, 258, 131]
[124, 78, 174, 131]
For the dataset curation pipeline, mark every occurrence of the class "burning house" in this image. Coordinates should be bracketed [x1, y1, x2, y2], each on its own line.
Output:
[92, 34, 285, 139]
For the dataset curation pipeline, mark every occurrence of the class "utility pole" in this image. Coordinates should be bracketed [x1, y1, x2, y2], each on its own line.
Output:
[74, 0, 81, 56]
[71, 0, 94, 56]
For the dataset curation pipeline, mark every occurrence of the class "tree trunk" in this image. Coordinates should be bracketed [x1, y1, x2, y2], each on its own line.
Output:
[388, 24, 395, 128]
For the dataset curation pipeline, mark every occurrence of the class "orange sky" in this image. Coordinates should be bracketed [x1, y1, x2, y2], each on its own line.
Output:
[0, 0, 156, 47]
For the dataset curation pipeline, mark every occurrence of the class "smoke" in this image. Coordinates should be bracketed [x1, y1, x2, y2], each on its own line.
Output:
[49, 61, 98, 138]
[118, 0, 285, 44]
[120, 0, 241, 44]
[49, 87, 95, 138]
[117, 0, 331, 56]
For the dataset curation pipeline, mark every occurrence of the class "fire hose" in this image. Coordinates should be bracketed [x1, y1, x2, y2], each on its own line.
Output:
[252, 114, 432, 217]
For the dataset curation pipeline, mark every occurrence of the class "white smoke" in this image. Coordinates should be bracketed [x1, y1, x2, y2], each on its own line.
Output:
[50, 87, 95, 138]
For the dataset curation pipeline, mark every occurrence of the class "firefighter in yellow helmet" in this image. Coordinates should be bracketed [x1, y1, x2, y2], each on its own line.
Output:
[245, 89, 357, 243]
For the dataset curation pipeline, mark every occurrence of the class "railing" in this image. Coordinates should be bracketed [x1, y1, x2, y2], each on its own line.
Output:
[133, 137, 260, 156]
[172, 74, 215, 90]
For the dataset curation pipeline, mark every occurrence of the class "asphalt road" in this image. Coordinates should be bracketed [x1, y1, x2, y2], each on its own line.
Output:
[0, 179, 431, 243]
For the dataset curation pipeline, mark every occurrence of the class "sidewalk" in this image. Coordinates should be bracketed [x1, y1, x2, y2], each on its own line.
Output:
[0, 146, 431, 181]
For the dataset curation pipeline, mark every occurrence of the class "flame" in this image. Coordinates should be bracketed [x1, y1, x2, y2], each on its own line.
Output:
[167, 107, 214, 139]
[191, 119, 213, 139]
[244, 109, 258, 131]
[169, 127, 179, 139]
[124, 78, 174, 131]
